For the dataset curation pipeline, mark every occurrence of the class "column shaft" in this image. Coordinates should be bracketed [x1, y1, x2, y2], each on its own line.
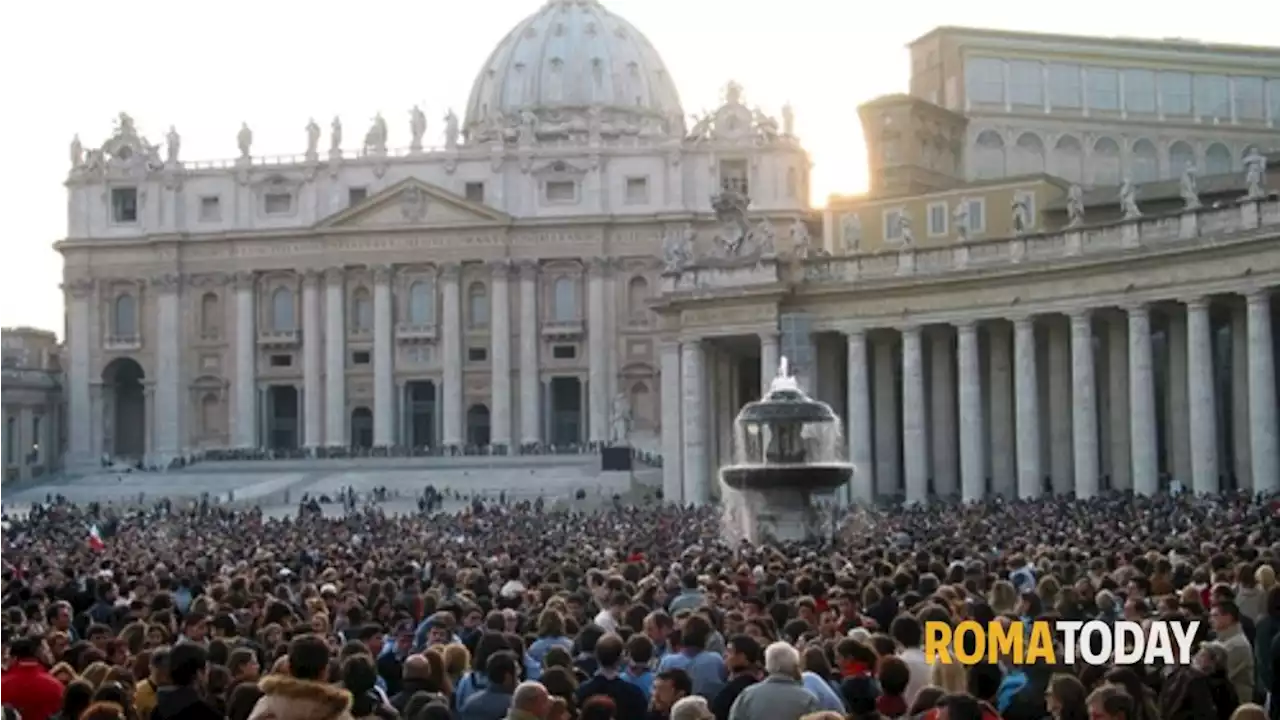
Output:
[1070, 309, 1099, 498]
[902, 326, 927, 504]
[1186, 297, 1219, 493]
[760, 332, 780, 397]
[1107, 315, 1131, 490]
[846, 329, 874, 504]
[957, 321, 986, 502]
[302, 272, 323, 448]
[518, 263, 540, 447]
[490, 263, 512, 451]
[989, 323, 1015, 496]
[872, 336, 900, 497]
[1013, 316, 1042, 499]
[1231, 305, 1253, 488]
[1246, 290, 1279, 493]
[680, 340, 707, 505]
[152, 277, 182, 462]
[1167, 310, 1191, 482]
[232, 274, 257, 449]
[930, 330, 958, 497]
[1128, 304, 1159, 495]
[65, 284, 94, 468]
[441, 264, 463, 448]
[1048, 319, 1073, 492]
[372, 267, 394, 446]
[587, 263, 608, 445]
[660, 341, 683, 503]
[324, 269, 346, 447]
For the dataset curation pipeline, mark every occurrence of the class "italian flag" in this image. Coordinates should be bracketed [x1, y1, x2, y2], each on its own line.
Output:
[87, 524, 105, 551]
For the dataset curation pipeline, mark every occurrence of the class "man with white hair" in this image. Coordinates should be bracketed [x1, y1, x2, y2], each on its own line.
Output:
[726, 642, 819, 720]
[506, 680, 551, 720]
[670, 696, 714, 720]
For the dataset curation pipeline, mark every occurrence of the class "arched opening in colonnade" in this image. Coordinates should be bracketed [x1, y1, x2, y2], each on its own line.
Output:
[102, 357, 146, 460]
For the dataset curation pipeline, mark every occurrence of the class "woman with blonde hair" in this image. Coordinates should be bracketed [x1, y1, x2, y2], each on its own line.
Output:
[49, 661, 78, 685]
[79, 661, 111, 690]
[441, 642, 471, 687]
[989, 580, 1018, 615]
[930, 659, 967, 694]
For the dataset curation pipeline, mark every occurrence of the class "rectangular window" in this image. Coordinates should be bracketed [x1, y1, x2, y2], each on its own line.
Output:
[1086, 68, 1120, 111]
[111, 187, 138, 223]
[625, 176, 649, 204]
[465, 182, 485, 203]
[544, 180, 577, 203]
[1047, 63, 1081, 109]
[552, 344, 577, 360]
[718, 159, 749, 194]
[263, 192, 293, 215]
[269, 354, 293, 368]
[1234, 76, 1265, 121]
[1195, 74, 1230, 120]
[467, 347, 488, 362]
[1008, 60, 1042, 106]
[927, 202, 948, 237]
[198, 196, 221, 222]
[966, 199, 986, 234]
[1268, 79, 1280, 127]
[883, 209, 904, 242]
[965, 56, 1004, 105]
[347, 187, 368, 206]
[1159, 72, 1193, 115]
[352, 350, 371, 366]
[1123, 69, 1156, 114]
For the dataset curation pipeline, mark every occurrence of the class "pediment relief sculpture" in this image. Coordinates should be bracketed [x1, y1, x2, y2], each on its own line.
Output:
[315, 178, 510, 230]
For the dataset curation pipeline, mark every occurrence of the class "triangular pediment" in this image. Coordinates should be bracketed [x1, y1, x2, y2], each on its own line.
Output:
[316, 178, 510, 229]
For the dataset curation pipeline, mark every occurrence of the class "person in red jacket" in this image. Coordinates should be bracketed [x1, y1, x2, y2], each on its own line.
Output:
[1, 636, 64, 720]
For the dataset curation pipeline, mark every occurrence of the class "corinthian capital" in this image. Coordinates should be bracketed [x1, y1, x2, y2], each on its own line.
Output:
[439, 262, 462, 281]
[149, 273, 182, 292]
[61, 277, 96, 299]
[370, 264, 393, 284]
[233, 271, 256, 290]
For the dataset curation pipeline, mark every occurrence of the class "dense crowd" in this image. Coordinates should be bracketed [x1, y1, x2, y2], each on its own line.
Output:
[3, 489, 1279, 720]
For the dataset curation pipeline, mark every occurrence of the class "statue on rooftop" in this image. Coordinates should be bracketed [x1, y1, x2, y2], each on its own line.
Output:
[444, 109, 459, 150]
[1012, 198, 1031, 236]
[1120, 179, 1141, 220]
[70, 134, 83, 170]
[1244, 146, 1268, 200]
[165, 126, 180, 164]
[781, 102, 795, 137]
[1066, 184, 1086, 227]
[840, 212, 862, 250]
[305, 118, 321, 158]
[899, 211, 915, 244]
[410, 105, 427, 151]
[331, 116, 343, 153]
[1180, 161, 1201, 210]
[952, 202, 969, 241]
[237, 122, 253, 159]
[364, 113, 388, 154]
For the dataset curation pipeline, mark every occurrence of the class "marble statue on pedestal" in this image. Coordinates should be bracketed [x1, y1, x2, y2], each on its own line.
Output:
[1011, 198, 1030, 236]
[899, 212, 915, 244]
[840, 212, 861, 251]
[1244, 146, 1268, 200]
[237, 123, 253, 159]
[610, 391, 632, 445]
[662, 225, 694, 271]
[518, 110, 538, 147]
[165, 126, 180, 164]
[364, 114, 388, 154]
[952, 202, 969, 241]
[410, 106, 427, 151]
[1180, 161, 1201, 210]
[305, 118, 321, 158]
[789, 218, 810, 252]
[331, 116, 343, 152]
[752, 220, 777, 257]
[781, 102, 794, 137]
[1120, 179, 1142, 220]
[1066, 185, 1086, 227]
[444, 109, 459, 150]
[70, 134, 83, 170]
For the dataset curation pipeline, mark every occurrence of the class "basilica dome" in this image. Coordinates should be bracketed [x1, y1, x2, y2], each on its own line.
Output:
[463, 0, 685, 143]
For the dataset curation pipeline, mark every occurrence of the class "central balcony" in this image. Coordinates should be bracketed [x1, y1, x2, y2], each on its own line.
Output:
[396, 322, 437, 343]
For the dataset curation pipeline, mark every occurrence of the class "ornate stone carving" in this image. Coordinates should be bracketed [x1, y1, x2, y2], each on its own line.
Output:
[1181, 161, 1201, 211]
[1244, 146, 1268, 201]
[364, 113, 388, 155]
[70, 134, 83, 170]
[517, 259, 540, 280]
[444, 109, 460, 150]
[302, 268, 324, 285]
[401, 185, 428, 222]
[518, 110, 538, 147]
[439, 262, 462, 281]
[840, 213, 862, 250]
[330, 116, 344, 153]
[1066, 185, 1086, 228]
[711, 189, 751, 257]
[952, 203, 969, 242]
[233, 271, 256, 290]
[1011, 198, 1031, 236]
[899, 211, 915, 244]
[237, 122, 253, 159]
[150, 273, 182, 292]
[751, 220, 777, 257]
[189, 273, 230, 288]
[662, 225, 695, 272]
[409, 105, 427, 152]
[1120, 179, 1142, 220]
[611, 390, 632, 443]
[305, 118, 321, 159]
[370, 264, 393, 284]
[488, 258, 514, 278]
[789, 218, 811, 251]
[63, 278, 96, 299]
[324, 266, 345, 285]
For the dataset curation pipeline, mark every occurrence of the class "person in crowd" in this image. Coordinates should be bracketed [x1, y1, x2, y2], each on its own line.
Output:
[1, 637, 67, 720]
[669, 696, 714, 720]
[657, 616, 726, 700]
[249, 634, 355, 720]
[460, 650, 520, 720]
[726, 642, 819, 720]
[1087, 685, 1136, 720]
[151, 642, 222, 720]
[1043, 673, 1088, 720]
[1213, 599, 1257, 703]
[574, 634, 647, 720]
[710, 634, 761, 720]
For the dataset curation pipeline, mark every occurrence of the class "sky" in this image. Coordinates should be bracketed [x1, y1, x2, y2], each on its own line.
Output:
[2, 0, 1277, 337]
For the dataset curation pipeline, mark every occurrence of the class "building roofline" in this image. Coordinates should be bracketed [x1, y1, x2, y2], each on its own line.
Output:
[906, 25, 1280, 57]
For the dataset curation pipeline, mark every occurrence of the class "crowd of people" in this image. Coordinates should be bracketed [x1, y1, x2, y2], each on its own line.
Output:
[2, 488, 1279, 720]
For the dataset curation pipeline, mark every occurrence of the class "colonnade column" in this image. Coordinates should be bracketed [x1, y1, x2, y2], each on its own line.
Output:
[872, 335, 900, 498]
[1127, 303, 1159, 495]
[1106, 316, 1131, 490]
[587, 259, 608, 445]
[1185, 296, 1219, 494]
[323, 268, 346, 447]
[372, 265, 394, 447]
[901, 326, 927, 504]
[957, 320, 986, 503]
[151, 274, 182, 462]
[1048, 319, 1073, 492]
[64, 280, 94, 468]
[232, 271, 257, 449]
[1246, 289, 1279, 493]
[660, 340, 683, 503]
[518, 261, 540, 448]
[680, 339, 707, 505]
[490, 261, 512, 453]
[845, 328, 873, 504]
[441, 263, 463, 450]
[302, 270, 323, 449]
[760, 332, 780, 396]
[1231, 304, 1253, 488]
[930, 329, 958, 497]
[1069, 309, 1099, 498]
[1013, 315, 1041, 499]
[988, 323, 1015, 496]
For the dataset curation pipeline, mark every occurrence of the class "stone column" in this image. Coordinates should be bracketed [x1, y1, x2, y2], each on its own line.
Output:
[957, 321, 985, 502]
[1107, 314, 1132, 490]
[18, 406, 33, 480]
[930, 329, 958, 497]
[846, 328, 874, 504]
[151, 274, 182, 463]
[660, 340, 683, 503]
[587, 260, 608, 446]
[1231, 304, 1253, 488]
[323, 268, 346, 447]
[441, 263, 463, 449]
[872, 335, 900, 498]
[901, 325, 927, 504]
[1013, 315, 1042, 499]
[302, 270, 323, 449]
[760, 331, 780, 397]
[518, 261, 540, 448]
[1167, 309, 1191, 482]
[64, 280, 95, 469]
[372, 265, 394, 447]
[988, 323, 1016, 496]
[490, 261, 512, 453]
[232, 272, 257, 449]
[1185, 296, 1219, 494]
[1246, 289, 1279, 493]
[1069, 309, 1100, 498]
[680, 339, 707, 505]
[1127, 303, 1159, 495]
[1047, 318, 1073, 492]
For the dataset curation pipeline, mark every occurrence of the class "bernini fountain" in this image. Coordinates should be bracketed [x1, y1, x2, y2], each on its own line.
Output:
[722, 358, 854, 543]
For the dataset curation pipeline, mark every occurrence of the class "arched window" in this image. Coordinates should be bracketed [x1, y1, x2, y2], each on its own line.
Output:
[271, 287, 295, 332]
[408, 280, 434, 325]
[1091, 137, 1121, 187]
[552, 277, 577, 322]
[1130, 139, 1158, 183]
[1052, 135, 1084, 185]
[1011, 132, 1045, 175]
[630, 381, 653, 431]
[200, 292, 220, 339]
[113, 293, 137, 337]
[1205, 143, 1232, 175]
[351, 287, 373, 332]
[201, 393, 220, 435]
[1168, 141, 1196, 178]
[468, 281, 489, 328]
[973, 130, 1006, 180]
[627, 276, 650, 323]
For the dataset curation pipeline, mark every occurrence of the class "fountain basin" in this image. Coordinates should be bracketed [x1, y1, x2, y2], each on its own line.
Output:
[720, 463, 852, 491]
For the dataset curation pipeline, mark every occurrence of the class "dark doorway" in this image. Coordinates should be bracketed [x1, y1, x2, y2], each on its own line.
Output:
[266, 385, 299, 451]
[737, 355, 762, 405]
[406, 381, 436, 448]
[549, 377, 583, 446]
[103, 357, 146, 459]
[351, 407, 373, 449]
[466, 404, 490, 447]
